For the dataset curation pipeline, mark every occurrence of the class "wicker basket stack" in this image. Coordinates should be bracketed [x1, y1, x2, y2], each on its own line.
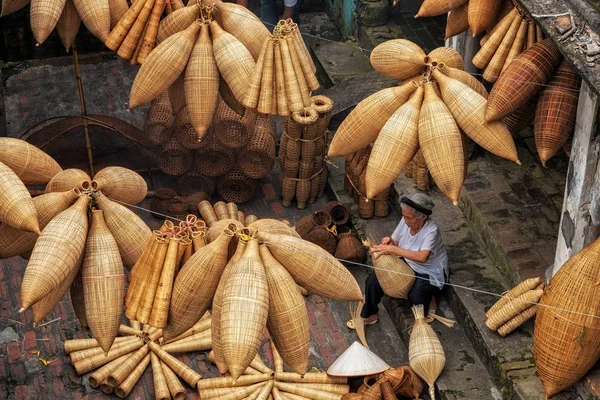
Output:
[344, 148, 392, 219]
[279, 95, 333, 209]
[144, 97, 276, 204]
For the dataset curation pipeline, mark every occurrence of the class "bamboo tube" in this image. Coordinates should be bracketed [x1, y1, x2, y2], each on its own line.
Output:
[272, 387, 286, 400]
[115, 353, 151, 398]
[162, 328, 211, 347]
[527, 22, 535, 48]
[472, 9, 518, 69]
[119, 324, 144, 336]
[149, 237, 180, 328]
[100, 379, 114, 394]
[243, 39, 268, 110]
[245, 366, 262, 375]
[125, 237, 156, 307]
[126, 234, 160, 319]
[88, 354, 130, 388]
[292, 27, 315, 72]
[164, 314, 211, 344]
[149, 328, 163, 342]
[287, 36, 311, 107]
[497, 305, 537, 337]
[107, 344, 150, 387]
[151, 352, 170, 400]
[73, 339, 144, 375]
[136, 237, 169, 324]
[130, 320, 141, 330]
[148, 341, 202, 387]
[199, 200, 218, 226]
[257, 39, 275, 114]
[274, 372, 347, 384]
[256, 380, 274, 400]
[69, 337, 139, 363]
[197, 373, 271, 390]
[105, 0, 147, 50]
[274, 40, 289, 116]
[199, 383, 265, 399]
[183, 240, 193, 265]
[483, 14, 522, 82]
[161, 331, 212, 353]
[136, 0, 166, 63]
[291, 33, 318, 92]
[118, 0, 156, 60]
[486, 277, 540, 317]
[275, 382, 343, 400]
[299, 384, 350, 394]
[502, 19, 528, 74]
[251, 353, 274, 375]
[64, 336, 133, 354]
[271, 341, 284, 373]
[159, 361, 185, 400]
[536, 25, 543, 42]
[192, 230, 206, 252]
[279, 37, 303, 112]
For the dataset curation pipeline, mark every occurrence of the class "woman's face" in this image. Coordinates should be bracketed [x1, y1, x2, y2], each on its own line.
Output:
[402, 207, 426, 230]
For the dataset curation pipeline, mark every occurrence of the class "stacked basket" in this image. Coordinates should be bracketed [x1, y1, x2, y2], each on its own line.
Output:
[144, 95, 276, 204]
[279, 95, 333, 209]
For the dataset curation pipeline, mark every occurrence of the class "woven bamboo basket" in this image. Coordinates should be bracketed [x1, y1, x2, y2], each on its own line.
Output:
[294, 215, 314, 238]
[248, 218, 301, 238]
[473, 8, 518, 68]
[427, 47, 464, 70]
[82, 210, 124, 354]
[468, 0, 502, 36]
[0, 138, 62, 185]
[163, 228, 234, 339]
[130, 22, 200, 108]
[409, 305, 445, 400]
[431, 70, 520, 163]
[445, 3, 468, 39]
[335, 236, 366, 263]
[415, 0, 467, 17]
[150, 188, 177, 218]
[20, 194, 89, 310]
[486, 39, 562, 122]
[501, 18, 529, 75]
[439, 66, 488, 99]
[366, 86, 423, 199]
[370, 39, 426, 80]
[206, 219, 243, 243]
[217, 169, 258, 204]
[70, 266, 88, 328]
[534, 60, 581, 165]
[374, 191, 390, 218]
[198, 199, 218, 226]
[257, 38, 275, 115]
[329, 83, 417, 157]
[145, 92, 174, 145]
[304, 227, 337, 255]
[295, 180, 311, 209]
[1, 0, 30, 16]
[55, 0, 81, 51]
[46, 168, 91, 193]
[88, 353, 129, 388]
[156, 4, 198, 43]
[107, 344, 149, 388]
[366, 237, 415, 298]
[215, 1, 270, 60]
[239, 116, 276, 179]
[221, 239, 269, 379]
[93, 166, 147, 205]
[72, 0, 110, 42]
[213, 201, 230, 221]
[323, 201, 350, 226]
[486, 277, 540, 317]
[114, 353, 150, 398]
[503, 94, 537, 136]
[226, 202, 238, 220]
[483, 15, 526, 83]
[486, 289, 543, 330]
[148, 236, 180, 328]
[497, 305, 537, 337]
[0, 189, 78, 259]
[214, 99, 257, 149]
[281, 177, 297, 207]
[194, 137, 236, 177]
[95, 190, 152, 268]
[257, 231, 362, 301]
[161, 360, 186, 400]
[418, 82, 464, 204]
[378, 366, 424, 398]
[184, 22, 219, 139]
[243, 39, 268, 110]
[158, 137, 194, 176]
[174, 108, 209, 149]
[534, 236, 600, 397]
[177, 171, 215, 197]
[148, 341, 202, 387]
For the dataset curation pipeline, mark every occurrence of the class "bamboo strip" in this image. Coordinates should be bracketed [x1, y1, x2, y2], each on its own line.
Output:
[88, 354, 130, 388]
[152, 352, 171, 400]
[148, 341, 203, 387]
[149, 237, 180, 328]
[257, 39, 275, 114]
[274, 372, 347, 384]
[107, 344, 150, 387]
[73, 340, 144, 375]
[161, 360, 186, 400]
[115, 353, 151, 398]
[126, 234, 162, 319]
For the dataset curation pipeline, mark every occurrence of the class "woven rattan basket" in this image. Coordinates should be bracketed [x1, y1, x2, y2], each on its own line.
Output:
[239, 116, 276, 179]
[214, 99, 258, 149]
[194, 138, 237, 177]
[157, 137, 194, 176]
[183, 192, 210, 214]
[177, 171, 216, 197]
[217, 169, 258, 203]
[174, 108, 210, 150]
[150, 188, 178, 219]
[323, 201, 350, 225]
[335, 236, 366, 263]
[144, 92, 174, 146]
[304, 227, 337, 255]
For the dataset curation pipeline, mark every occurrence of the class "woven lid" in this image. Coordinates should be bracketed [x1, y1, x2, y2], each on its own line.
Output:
[327, 342, 390, 377]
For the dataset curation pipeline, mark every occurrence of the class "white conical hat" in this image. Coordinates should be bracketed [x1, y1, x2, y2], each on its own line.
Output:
[327, 341, 390, 377]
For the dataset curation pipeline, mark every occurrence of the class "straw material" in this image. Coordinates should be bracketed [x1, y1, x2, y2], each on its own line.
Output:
[485, 277, 540, 317]
[214, 201, 230, 221]
[483, 14, 522, 83]
[221, 239, 269, 379]
[149, 352, 170, 400]
[216, 1, 271, 60]
[130, 22, 200, 108]
[486, 39, 562, 122]
[73, 339, 144, 375]
[258, 39, 275, 114]
[0, 163, 38, 233]
[211, 20, 256, 103]
[194, 137, 237, 177]
[445, 3, 468, 39]
[261, 245, 309, 374]
[486, 289, 543, 330]
[0, 0, 29, 16]
[114, 353, 151, 398]
[370, 39, 426, 80]
[427, 47, 463, 70]
[199, 200, 218, 226]
[408, 305, 445, 400]
[199, 383, 266, 400]
[249, 218, 301, 238]
[0, 189, 78, 259]
[149, 237, 180, 328]
[472, 9, 518, 69]
[135, 0, 165, 63]
[145, 92, 174, 145]
[88, 354, 130, 388]
[56, 0, 81, 51]
[214, 99, 257, 149]
[46, 168, 91, 193]
[117, 0, 155, 60]
[93, 166, 148, 204]
[161, 330, 212, 353]
[275, 382, 344, 400]
[217, 169, 258, 204]
[534, 236, 600, 396]
[107, 344, 149, 388]
[329, 83, 418, 157]
[148, 341, 202, 387]
[274, 40, 290, 115]
[95, 191, 152, 268]
[197, 373, 270, 391]
[418, 82, 464, 204]
[257, 231, 362, 301]
[378, 366, 424, 398]
[0, 138, 62, 185]
[327, 341, 390, 377]
[72, 0, 110, 42]
[83, 210, 125, 354]
[366, 86, 423, 199]
[164, 228, 234, 339]
[432, 70, 519, 163]
[134, 236, 169, 324]
[497, 305, 537, 337]
[415, 0, 467, 17]
[534, 60, 581, 165]
[439, 66, 487, 98]
[185, 22, 219, 139]
[70, 265, 88, 328]
[502, 18, 528, 75]
[468, 0, 502, 36]
[275, 372, 347, 384]
[20, 194, 89, 310]
[65, 336, 133, 355]
[239, 117, 276, 179]
[157, 4, 198, 43]
[161, 361, 186, 400]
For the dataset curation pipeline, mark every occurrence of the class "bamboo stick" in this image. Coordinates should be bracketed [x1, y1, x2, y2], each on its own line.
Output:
[274, 372, 347, 384]
[151, 352, 171, 400]
[107, 344, 150, 388]
[136, 0, 166, 63]
[115, 353, 151, 398]
[271, 341, 284, 373]
[197, 373, 271, 390]
[148, 341, 202, 387]
[161, 360, 186, 400]
[69, 337, 140, 363]
[149, 237, 180, 328]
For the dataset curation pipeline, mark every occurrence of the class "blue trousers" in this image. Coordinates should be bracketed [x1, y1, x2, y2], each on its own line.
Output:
[260, 0, 301, 29]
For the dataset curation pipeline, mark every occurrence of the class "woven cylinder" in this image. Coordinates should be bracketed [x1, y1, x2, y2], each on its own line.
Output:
[295, 180, 310, 209]
[286, 140, 301, 164]
[174, 107, 209, 149]
[318, 166, 328, 198]
[214, 99, 257, 149]
[150, 188, 177, 219]
[198, 200, 218, 226]
[309, 174, 320, 204]
[217, 169, 258, 204]
[145, 93, 174, 146]
[194, 138, 237, 177]
[323, 201, 349, 226]
[177, 171, 215, 197]
[239, 116, 276, 179]
[445, 3, 469, 39]
[298, 160, 314, 180]
[374, 191, 390, 218]
[158, 137, 194, 176]
[304, 227, 337, 255]
[281, 177, 297, 207]
[503, 95, 538, 136]
[335, 236, 366, 263]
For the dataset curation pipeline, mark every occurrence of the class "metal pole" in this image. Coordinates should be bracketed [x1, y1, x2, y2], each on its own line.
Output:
[72, 44, 95, 176]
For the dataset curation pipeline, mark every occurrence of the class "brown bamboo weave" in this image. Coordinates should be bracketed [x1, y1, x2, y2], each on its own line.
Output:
[145, 92, 174, 145]
[239, 116, 276, 179]
[214, 99, 257, 149]
[157, 137, 194, 176]
[0, 138, 62, 185]
[217, 169, 258, 204]
[445, 3, 468, 39]
[467, 0, 502, 36]
[415, 0, 467, 17]
[427, 47, 464, 70]
[304, 227, 337, 255]
[93, 166, 148, 205]
[335, 236, 366, 263]
[56, 0, 81, 51]
[46, 168, 91, 193]
[156, 4, 198, 43]
[194, 137, 237, 177]
[177, 171, 215, 197]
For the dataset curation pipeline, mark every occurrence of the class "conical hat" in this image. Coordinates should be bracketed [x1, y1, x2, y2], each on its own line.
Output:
[327, 341, 390, 377]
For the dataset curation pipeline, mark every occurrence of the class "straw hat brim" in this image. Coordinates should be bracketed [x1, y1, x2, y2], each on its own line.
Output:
[327, 341, 390, 377]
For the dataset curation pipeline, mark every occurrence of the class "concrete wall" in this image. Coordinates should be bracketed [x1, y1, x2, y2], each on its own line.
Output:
[325, 0, 359, 37]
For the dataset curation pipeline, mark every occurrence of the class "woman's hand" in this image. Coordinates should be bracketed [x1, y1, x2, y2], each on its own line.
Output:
[381, 237, 398, 246]
[371, 244, 399, 257]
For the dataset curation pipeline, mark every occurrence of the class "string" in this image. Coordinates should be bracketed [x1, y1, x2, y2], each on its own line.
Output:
[223, 7, 581, 93]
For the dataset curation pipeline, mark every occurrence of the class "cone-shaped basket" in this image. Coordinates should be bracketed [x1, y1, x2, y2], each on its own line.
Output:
[370, 39, 426, 80]
[0, 138, 62, 185]
[0, 160, 40, 233]
[93, 166, 148, 205]
[46, 168, 91, 193]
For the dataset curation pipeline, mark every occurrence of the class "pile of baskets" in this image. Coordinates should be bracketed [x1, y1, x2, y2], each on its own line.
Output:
[294, 202, 366, 264]
[144, 93, 276, 204]
[279, 95, 333, 209]
[344, 148, 392, 219]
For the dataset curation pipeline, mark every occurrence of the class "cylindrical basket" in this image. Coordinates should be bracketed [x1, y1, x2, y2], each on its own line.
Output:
[194, 138, 237, 177]
[323, 201, 350, 226]
[304, 227, 337, 255]
[174, 107, 210, 150]
[157, 137, 194, 176]
[214, 99, 258, 149]
[150, 188, 178, 219]
[177, 171, 216, 197]
[217, 169, 258, 204]
[238, 116, 276, 179]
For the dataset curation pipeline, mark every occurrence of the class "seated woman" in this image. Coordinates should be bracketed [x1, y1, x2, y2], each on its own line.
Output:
[349, 192, 449, 327]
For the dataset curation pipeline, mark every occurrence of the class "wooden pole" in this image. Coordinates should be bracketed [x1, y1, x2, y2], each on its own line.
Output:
[72, 44, 96, 177]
